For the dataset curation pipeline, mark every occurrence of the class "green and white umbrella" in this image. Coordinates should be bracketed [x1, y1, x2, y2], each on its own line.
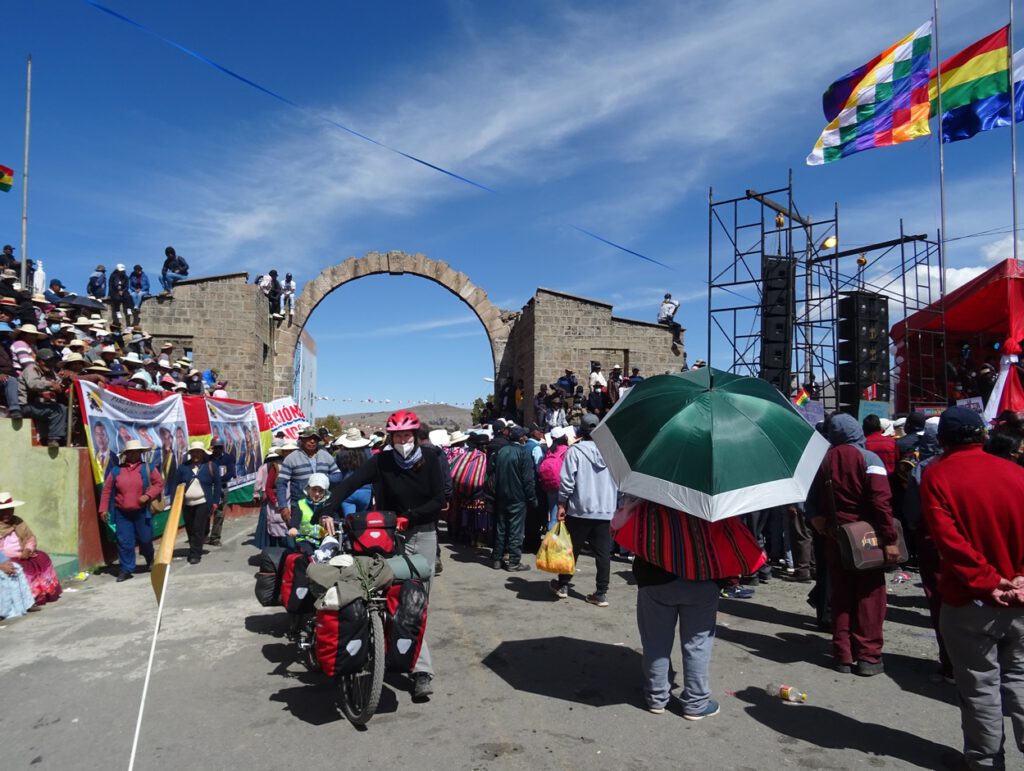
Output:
[591, 367, 828, 522]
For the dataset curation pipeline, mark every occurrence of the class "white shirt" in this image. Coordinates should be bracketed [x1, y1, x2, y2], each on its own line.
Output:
[589, 371, 607, 389]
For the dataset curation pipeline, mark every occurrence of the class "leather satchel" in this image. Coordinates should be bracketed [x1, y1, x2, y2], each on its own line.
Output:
[824, 478, 908, 571]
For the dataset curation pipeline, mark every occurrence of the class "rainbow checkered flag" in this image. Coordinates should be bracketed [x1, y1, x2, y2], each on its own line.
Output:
[808, 21, 933, 165]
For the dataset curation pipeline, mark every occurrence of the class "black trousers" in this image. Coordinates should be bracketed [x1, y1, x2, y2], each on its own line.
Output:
[557, 516, 611, 594]
[183, 502, 212, 560]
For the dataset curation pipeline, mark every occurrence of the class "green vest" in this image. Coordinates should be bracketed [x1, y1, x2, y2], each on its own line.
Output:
[295, 498, 323, 544]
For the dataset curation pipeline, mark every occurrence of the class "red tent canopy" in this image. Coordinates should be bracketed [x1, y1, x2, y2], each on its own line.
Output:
[890, 259, 1024, 411]
[892, 258, 1024, 342]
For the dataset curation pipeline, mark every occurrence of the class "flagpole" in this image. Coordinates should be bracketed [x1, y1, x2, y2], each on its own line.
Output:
[20, 54, 31, 288]
[1011, 1, 1020, 265]
[933, 2, 948, 297]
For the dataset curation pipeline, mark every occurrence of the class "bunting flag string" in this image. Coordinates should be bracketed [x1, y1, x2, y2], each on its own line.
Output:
[82, 0, 671, 270]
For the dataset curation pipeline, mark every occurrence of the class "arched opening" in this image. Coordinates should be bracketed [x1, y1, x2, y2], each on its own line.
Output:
[273, 251, 515, 414]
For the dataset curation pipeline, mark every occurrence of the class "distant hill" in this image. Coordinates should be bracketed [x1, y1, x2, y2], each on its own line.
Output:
[323, 403, 474, 434]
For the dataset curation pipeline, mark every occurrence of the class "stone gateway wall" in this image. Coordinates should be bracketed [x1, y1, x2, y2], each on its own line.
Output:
[137, 254, 686, 412]
[139, 272, 275, 403]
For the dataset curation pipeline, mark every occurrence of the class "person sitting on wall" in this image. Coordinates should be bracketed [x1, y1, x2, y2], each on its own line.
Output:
[658, 292, 683, 347]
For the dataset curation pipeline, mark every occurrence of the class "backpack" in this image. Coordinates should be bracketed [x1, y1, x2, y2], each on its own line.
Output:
[385, 556, 428, 672]
[895, 449, 920, 488]
[450, 449, 487, 496]
[315, 599, 370, 677]
[344, 510, 402, 557]
[537, 447, 566, 492]
[279, 551, 315, 614]
[254, 546, 286, 606]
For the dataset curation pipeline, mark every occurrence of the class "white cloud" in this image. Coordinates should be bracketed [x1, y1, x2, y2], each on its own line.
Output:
[981, 234, 1023, 263]
[125, 1, 926, 273]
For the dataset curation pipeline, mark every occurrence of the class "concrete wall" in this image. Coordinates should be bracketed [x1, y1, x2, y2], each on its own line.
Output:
[0, 420, 103, 576]
[139, 273, 275, 403]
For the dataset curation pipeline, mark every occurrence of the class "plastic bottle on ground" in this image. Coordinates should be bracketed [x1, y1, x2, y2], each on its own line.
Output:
[766, 683, 807, 703]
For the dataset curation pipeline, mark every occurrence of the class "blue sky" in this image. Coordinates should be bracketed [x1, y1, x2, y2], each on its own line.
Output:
[2, 1, 1020, 415]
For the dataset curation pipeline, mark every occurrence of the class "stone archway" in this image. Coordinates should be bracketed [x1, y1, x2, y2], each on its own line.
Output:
[272, 250, 516, 399]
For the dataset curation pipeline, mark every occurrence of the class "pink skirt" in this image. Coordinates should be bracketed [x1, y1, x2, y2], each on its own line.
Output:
[13, 550, 62, 605]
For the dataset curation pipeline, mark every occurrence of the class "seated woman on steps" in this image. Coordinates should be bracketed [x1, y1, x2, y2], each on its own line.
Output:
[0, 492, 62, 606]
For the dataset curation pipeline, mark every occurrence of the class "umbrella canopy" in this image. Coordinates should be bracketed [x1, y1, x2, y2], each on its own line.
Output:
[60, 295, 105, 311]
[591, 367, 828, 522]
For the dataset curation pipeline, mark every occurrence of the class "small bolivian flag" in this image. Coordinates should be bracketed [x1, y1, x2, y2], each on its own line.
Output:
[794, 388, 811, 407]
[0, 165, 12, 192]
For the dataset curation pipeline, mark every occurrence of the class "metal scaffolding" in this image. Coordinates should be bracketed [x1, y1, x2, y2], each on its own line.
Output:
[707, 172, 946, 414]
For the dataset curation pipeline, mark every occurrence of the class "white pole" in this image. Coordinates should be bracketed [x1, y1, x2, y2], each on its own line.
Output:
[933, 2, 948, 297]
[1011, 1, 1020, 265]
[127, 564, 172, 771]
[20, 55, 31, 288]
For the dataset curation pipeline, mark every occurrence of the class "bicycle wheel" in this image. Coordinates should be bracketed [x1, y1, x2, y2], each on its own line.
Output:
[339, 609, 385, 726]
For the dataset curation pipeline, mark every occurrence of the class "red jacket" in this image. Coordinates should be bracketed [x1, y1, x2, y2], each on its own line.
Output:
[864, 432, 897, 474]
[100, 461, 164, 513]
[920, 444, 1024, 606]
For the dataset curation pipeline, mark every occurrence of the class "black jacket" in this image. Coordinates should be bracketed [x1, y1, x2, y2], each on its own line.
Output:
[329, 449, 445, 527]
[109, 270, 130, 298]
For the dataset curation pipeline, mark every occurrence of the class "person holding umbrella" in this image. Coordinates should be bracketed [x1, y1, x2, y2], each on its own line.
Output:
[589, 367, 828, 718]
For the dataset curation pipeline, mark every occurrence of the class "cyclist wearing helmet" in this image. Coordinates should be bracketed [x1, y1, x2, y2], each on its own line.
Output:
[324, 409, 446, 701]
[288, 473, 331, 555]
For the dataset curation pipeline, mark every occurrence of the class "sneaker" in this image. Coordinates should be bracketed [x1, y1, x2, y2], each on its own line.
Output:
[834, 662, 853, 674]
[586, 592, 609, 607]
[720, 585, 754, 599]
[116, 572, 134, 583]
[411, 672, 434, 701]
[505, 562, 531, 572]
[781, 573, 813, 584]
[549, 579, 568, 599]
[207, 538, 221, 547]
[187, 556, 200, 565]
[683, 699, 720, 721]
[647, 705, 666, 714]
[855, 660, 885, 677]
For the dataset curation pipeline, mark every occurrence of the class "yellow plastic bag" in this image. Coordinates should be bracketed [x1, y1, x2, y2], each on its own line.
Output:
[536, 523, 575, 574]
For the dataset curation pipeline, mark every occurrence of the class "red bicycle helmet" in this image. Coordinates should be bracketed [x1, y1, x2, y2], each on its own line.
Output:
[385, 409, 421, 433]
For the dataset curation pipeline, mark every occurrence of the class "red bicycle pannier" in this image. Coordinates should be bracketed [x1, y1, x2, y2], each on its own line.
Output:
[315, 599, 370, 677]
[346, 511, 401, 556]
[279, 552, 315, 614]
[385, 571, 429, 672]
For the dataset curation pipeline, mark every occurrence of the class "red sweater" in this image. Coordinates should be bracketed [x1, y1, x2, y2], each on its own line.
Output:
[920, 444, 1024, 606]
[864, 432, 897, 474]
[812, 444, 897, 543]
[100, 462, 164, 513]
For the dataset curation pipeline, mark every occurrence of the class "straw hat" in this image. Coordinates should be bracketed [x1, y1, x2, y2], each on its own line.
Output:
[335, 427, 371, 448]
[0, 492, 26, 508]
[123, 352, 144, 367]
[264, 449, 281, 461]
[119, 439, 147, 457]
[85, 362, 112, 374]
[187, 441, 211, 456]
[62, 352, 86, 364]
[448, 429, 469, 445]
[172, 382, 187, 392]
[31, 293, 48, 304]
[278, 440, 299, 452]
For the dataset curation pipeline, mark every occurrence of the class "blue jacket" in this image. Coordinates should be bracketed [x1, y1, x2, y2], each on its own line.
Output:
[44, 288, 63, 304]
[87, 271, 107, 297]
[213, 452, 236, 485]
[129, 271, 150, 294]
[171, 460, 223, 505]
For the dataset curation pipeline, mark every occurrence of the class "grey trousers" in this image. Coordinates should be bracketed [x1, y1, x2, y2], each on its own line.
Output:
[636, 578, 719, 714]
[404, 525, 436, 677]
[941, 602, 1024, 770]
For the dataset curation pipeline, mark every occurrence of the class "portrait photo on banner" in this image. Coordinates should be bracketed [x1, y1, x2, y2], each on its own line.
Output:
[207, 400, 263, 491]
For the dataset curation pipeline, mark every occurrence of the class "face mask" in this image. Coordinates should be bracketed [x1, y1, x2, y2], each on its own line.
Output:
[394, 440, 416, 458]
